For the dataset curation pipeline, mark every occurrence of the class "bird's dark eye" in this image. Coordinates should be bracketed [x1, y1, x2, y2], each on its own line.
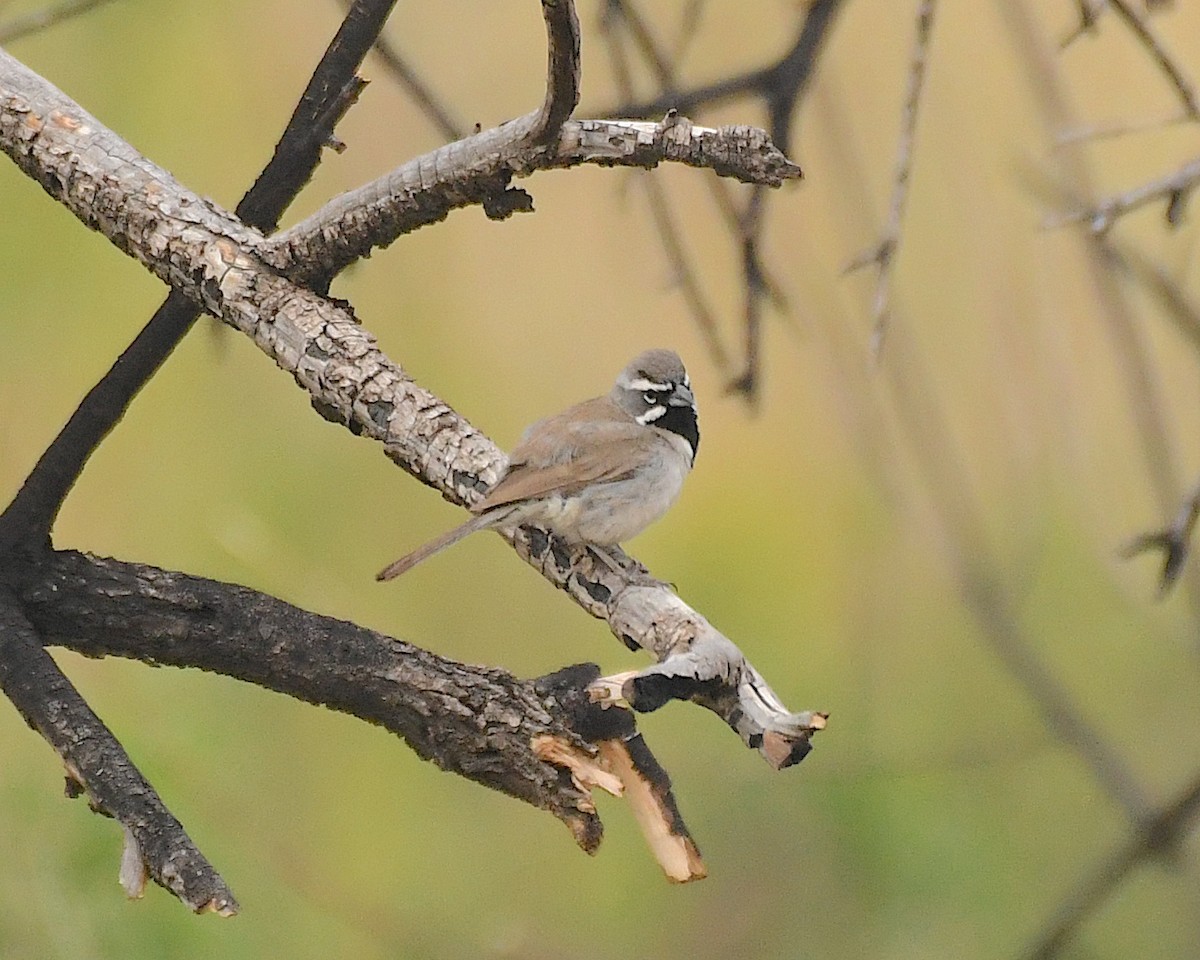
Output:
[643, 392, 658, 405]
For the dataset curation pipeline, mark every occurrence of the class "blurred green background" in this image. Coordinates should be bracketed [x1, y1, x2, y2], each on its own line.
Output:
[3, 1, 1200, 957]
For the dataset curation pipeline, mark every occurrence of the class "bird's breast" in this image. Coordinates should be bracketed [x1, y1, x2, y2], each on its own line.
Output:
[563, 441, 691, 545]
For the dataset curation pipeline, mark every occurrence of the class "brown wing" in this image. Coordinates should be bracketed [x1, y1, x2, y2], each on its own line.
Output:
[472, 397, 645, 513]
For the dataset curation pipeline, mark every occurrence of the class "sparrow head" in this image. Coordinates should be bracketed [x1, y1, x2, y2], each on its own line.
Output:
[613, 349, 700, 463]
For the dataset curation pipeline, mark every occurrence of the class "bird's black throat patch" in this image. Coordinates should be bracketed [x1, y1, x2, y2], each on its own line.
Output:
[656, 404, 700, 462]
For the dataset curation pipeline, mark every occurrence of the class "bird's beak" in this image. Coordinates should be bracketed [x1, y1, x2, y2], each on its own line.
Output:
[671, 383, 695, 407]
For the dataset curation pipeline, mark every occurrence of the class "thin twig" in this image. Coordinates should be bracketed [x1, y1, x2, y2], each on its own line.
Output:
[594, 0, 844, 130]
[1054, 111, 1191, 146]
[1106, 0, 1200, 121]
[0, 0, 118, 43]
[1060, 0, 1104, 49]
[670, 0, 708, 67]
[1105, 244, 1200, 592]
[846, 0, 938, 358]
[0, 0, 397, 552]
[1046, 155, 1200, 232]
[599, 1, 729, 371]
[1016, 6, 1200, 621]
[365, 34, 465, 141]
[601, 0, 823, 396]
[642, 172, 730, 368]
[1021, 770, 1200, 960]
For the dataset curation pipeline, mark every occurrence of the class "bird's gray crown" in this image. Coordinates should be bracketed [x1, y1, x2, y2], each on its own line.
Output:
[612, 349, 700, 462]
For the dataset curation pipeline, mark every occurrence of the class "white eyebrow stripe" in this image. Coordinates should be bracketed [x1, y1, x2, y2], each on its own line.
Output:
[622, 376, 673, 392]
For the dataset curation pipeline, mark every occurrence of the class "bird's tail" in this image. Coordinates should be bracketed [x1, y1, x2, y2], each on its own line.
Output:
[375, 512, 497, 582]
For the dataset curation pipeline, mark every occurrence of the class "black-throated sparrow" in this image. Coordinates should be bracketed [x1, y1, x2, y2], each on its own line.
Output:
[377, 349, 699, 581]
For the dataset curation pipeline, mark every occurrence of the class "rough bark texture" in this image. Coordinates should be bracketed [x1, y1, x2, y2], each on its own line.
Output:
[262, 114, 803, 282]
[6, 549, 606, 849]
[0, 583, 237, 913]
[0, 46, 822, 765]
[0, 0, 818, 910]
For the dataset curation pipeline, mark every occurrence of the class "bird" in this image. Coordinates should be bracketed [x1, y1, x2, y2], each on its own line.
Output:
[376, 348, 699, 581]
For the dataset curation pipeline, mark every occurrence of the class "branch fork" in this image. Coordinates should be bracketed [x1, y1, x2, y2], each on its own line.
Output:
[0, 0, 816, 910]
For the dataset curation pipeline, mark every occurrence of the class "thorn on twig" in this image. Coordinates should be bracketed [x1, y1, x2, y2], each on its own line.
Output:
[1165, 188, 1189, 226]
[1121, 483, 1200, 595]
[1060, 0, 1103, 48]
[1121, 530, 1189, 596]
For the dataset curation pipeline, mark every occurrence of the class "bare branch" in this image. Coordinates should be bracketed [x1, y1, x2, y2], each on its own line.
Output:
[266, 113, 801, 280]
[354, 19, 466, 141]
[1021, 770, 1200, 960]
[599, 0, 822, 395]
[0, 587, 238, 913]
[263, 114, 801, 284]
[1045, 155, 1200, 232]
[1105, 0, 1200, 121]
[0, 0, 397, 553]
[597, 7, 729, 371]
[594, 0, 844, 137]
[0, 47, 820, 766]
[13, 551, 615, 847]
[641, 173, 731, 369]
[1096, 243, 1200, 592]
[531, 0, 582, 143]
[847, 0, 937, 357]
[1121, 479, 1200, 593]
[1060, 0, 1104, 48]
[0, 0, 118, 43]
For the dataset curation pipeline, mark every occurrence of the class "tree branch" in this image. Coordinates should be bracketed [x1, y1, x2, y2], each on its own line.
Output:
[0, 585, 238, 912]
[342, 0, 466, 142]
[1104, 0, 1200, 122]
[531, 0, 581, 143]
[9, 550, 610, 847]
[0, 0, 121, 43]
[0, 45, 821, 767]
[596, 0, 840, 397]
[1046, 155, 1200, 233]
[0, 0, 399, 911]
[0, 0, 396, 552]
[846, 0, 938, 357]
[262, 114, 801, 284]
[1021, 770, 1200, 960]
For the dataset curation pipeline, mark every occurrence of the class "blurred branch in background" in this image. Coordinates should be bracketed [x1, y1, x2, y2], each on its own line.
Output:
[0, 0, 400, 910]
[594, 0, 843, 399]
[1103, 0, 1199, 120]
[337, 0, 467, 142]
[846, 0, 937, 358]
[1022, 770, 1200, 960]
[1046, 156, 1200, 233]
[0, 0, 118, 43]
[0, 0, 815, 909]
[1030, 1, 1200, 608]
[1001, 1, 1200, 954]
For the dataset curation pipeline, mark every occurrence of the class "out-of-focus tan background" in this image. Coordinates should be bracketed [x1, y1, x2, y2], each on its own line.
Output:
[3, 1, 1200, 957]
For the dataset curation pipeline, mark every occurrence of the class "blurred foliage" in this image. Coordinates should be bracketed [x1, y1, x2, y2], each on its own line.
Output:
[3, 0, 1200, 958]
